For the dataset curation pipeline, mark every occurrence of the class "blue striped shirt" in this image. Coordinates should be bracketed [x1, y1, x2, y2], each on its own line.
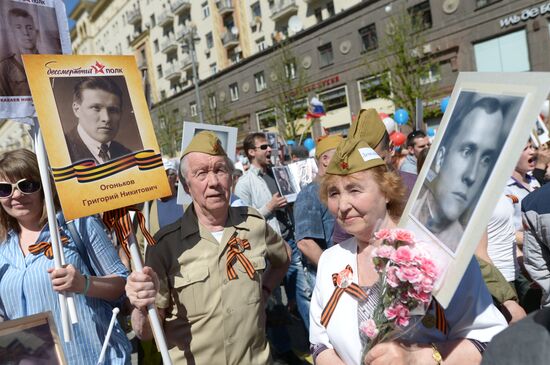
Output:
[0, 214, 131, 365]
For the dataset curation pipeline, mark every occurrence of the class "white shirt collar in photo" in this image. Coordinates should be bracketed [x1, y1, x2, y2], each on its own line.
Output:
[77, 124, 112, 163]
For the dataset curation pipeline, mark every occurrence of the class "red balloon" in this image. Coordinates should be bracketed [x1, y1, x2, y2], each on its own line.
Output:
[390, 131, 406, 146]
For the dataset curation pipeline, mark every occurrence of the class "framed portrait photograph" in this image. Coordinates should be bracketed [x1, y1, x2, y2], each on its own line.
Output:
[0, 312, 66, 365]
[287, 157, 318, 190]
[22, 54, 172, 220]
[531, 115, 550, 148]
[177, 121, 238, 205]
[0, 0, 70, 119]
[272, 165, 298, 202]
[399, 72, 550, 308]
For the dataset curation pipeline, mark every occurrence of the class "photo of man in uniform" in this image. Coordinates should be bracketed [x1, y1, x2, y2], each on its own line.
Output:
[273, 166, 296, 196]
[411, 92, 523, 253]
[0, 5, 61, 96]
[60, 77, 143, 164]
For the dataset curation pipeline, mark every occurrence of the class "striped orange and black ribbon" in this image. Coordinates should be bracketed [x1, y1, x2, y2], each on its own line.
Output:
[226, 232, 255, 281]
[320, 265, 368, 327]
[28, 230, 70, 259]
[428, 299, 449, 335]
[51, 150, 163, 183]
[102, 207, 156, 259]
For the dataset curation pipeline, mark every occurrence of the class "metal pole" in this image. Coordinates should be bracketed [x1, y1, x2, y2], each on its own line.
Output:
[188, 31, 204, 124]
[416, 98, 423, 131]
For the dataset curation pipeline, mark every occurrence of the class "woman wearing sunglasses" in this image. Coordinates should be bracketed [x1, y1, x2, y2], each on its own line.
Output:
[0, 149, 131, 364]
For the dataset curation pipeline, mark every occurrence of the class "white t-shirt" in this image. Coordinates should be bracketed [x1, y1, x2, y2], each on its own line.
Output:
[487, 195, 518, 281]
[211, 230, 224, 244]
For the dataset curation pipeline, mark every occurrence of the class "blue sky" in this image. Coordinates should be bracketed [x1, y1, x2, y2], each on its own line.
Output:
[64, 0, 79, 29]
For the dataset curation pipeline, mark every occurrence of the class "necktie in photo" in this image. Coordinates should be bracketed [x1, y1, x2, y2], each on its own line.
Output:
[98, 143, 110, 163]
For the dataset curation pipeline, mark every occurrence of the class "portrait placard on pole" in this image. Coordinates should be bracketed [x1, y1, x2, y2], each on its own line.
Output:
[22, 54, 171, 220]
[399, 72, 550, 308]
[0, 0, 70, 119]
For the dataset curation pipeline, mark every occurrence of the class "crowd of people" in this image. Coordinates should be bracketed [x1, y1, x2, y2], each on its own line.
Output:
[1, 107, 550, 365]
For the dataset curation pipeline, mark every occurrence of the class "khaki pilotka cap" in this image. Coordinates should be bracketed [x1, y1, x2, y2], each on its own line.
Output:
[326, 108, 386, 175]
[182, 131, 227, 157]
[315, 134, 344, 159]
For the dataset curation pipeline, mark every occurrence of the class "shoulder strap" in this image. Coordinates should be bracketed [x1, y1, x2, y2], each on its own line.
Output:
[67, 220, 99, 277]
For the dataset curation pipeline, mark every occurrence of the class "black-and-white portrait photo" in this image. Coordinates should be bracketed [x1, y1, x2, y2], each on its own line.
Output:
[272, 165, 296, 197]
[411, 91, 524, 253]
[52, 76, 143, 165]
[0, 1, 62, 97]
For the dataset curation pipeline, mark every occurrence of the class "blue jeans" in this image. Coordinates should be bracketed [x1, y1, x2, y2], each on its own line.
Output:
[285, 239, 312, 330]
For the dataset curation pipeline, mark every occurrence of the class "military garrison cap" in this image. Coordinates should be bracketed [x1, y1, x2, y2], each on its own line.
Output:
[349, 108, 386, 148]
[326, 137, 385, 175]
[315, 134, 343, 159]
[182, 131, 226, 157]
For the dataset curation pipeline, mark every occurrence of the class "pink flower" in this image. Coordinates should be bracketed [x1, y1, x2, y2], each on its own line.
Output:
[396, 266, 422, 284]
[375, 228, 394, 242]
[360, 319, 379, 339]
[384, 303, 410, 327]
[391, 246, 415, 265]
[386, 266, 400, 288]
[408, 287, 431, 303]
[373, 245, 395, 259]
[393, 229, 415, 244]
[417, 257, 439, 279]
[414, 276, 434, 293]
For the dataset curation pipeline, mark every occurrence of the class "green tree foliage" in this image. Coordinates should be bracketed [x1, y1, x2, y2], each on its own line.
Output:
[152, 105, 182, 157]
[366, 6, 440, 126]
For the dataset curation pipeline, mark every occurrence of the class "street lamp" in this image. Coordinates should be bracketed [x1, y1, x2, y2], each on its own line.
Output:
[181, 24, 204, 124]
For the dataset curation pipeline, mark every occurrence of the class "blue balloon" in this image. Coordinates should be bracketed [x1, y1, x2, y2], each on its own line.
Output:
[287, 140, 296, 146]
[394, 108, 409, 125]
[440, 96, 450, 114]
[427, 127, 436, 137]
[303, 137, 315, 151]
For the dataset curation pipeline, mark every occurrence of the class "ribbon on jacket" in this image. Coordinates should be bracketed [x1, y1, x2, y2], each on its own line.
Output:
[29, 230, 70, 259]
[426, 299, 449, 335]
[102, 207, 156, 259]
[321, 265, 368, 327]
[226, 232, 255, 280]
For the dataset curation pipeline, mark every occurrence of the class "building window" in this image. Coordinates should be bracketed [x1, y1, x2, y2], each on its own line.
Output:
[476, 0, 501, 8]
[314, 8, 323, 23]
[359, 23, 377, 52]
[358, 73, 391, 102]
[408, 1, 432, 30]
[251, 2, 262, 18]
[474, 29, 530, 72]
[190, 102, 197, 117]
[202, 2, 210, 18]
[257, 108, 277, 129]
[150, 14, 156, 27]
[160, 90, 166, 99]
[229, 83, 239, 101]
[153, 39, 159, 53]
[285, 61, 296, 79]
[255, 71, 266, 92]
[318, 43, 333, 68]
[206, 32, 214, 49]
[419, 65, 441, 85]
[208, 94, 217, 110]
[319, 86, 348, 112]
[210, 63, 217, 75]
[157, 64, 163, 78]
[327, 1, 335, 17]
[256, 37, 266, 51]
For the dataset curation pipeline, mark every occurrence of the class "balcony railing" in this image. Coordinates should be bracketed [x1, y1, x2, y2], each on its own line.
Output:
[176, 26, 192, 42]
[217, 0, 234, 16]
[126, 8, 142, 25]
[158, 10, 174, 27]
[171, 0, 191, 15]
[180, 55, 193, 71]
[270, 0, 298, 21]
[221, 31, 239, 48]
[164, 63, 181, 81]
[161, 35, 178, 53]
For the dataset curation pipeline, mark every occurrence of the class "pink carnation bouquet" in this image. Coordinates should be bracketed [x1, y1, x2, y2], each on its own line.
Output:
[360, 228, 440, 359]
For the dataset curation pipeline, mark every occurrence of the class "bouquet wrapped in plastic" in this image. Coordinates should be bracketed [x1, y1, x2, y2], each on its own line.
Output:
[360, 228, 440, 359]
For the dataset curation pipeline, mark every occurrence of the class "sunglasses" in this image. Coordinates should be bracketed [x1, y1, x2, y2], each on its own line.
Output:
[0, 178, 41, 198]
[255, 144, 269, 150]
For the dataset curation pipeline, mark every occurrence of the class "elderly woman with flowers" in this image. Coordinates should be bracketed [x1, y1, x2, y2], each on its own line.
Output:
[309, 135, 507, 365]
